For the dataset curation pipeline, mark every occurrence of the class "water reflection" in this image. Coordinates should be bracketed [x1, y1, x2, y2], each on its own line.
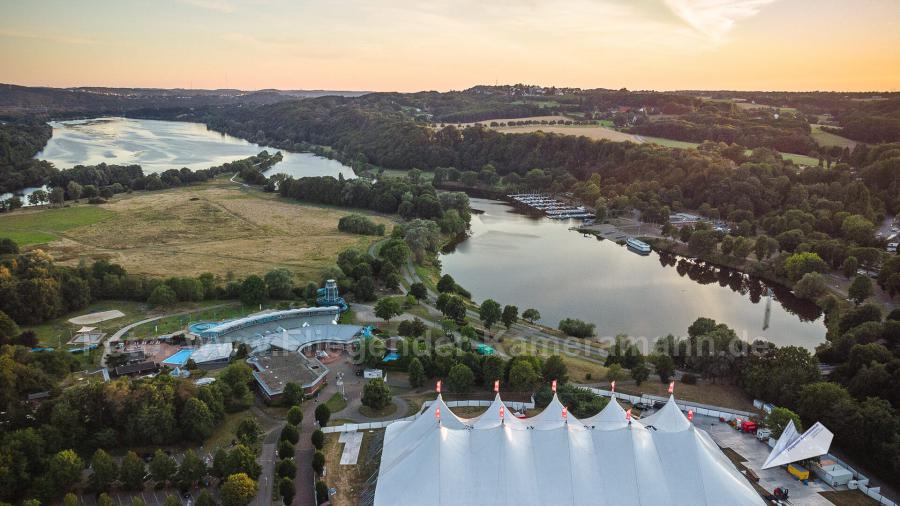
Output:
[440, 198, 826, 349]
[34, 117, 356, 179]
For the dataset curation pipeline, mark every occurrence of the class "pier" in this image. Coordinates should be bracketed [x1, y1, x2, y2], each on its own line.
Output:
[507, 193, 596, 220]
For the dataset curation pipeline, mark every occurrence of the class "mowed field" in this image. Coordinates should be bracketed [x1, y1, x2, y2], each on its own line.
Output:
[811, 124, 859, 150]
[0, 181, 393, 280]
[0, 206, 114, 245]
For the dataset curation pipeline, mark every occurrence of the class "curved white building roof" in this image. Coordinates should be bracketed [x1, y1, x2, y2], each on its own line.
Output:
[375, 394, 765, 506]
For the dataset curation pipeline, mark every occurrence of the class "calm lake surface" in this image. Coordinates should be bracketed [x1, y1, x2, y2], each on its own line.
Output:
[34, 117, 355, 179]
[440, 198, 826, 349]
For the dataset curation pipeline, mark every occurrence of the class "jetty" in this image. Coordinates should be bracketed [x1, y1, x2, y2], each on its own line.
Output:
[507, 193, 596, 220]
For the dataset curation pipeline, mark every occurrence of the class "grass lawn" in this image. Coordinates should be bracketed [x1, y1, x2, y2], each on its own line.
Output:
[322, 431, 383, 506]
[496, 337, 607, 382]
[14, 181, 391, 281]
[616, 379, 757, 413]
[376, 168, 434, 181]
[324, 392, 348, 414]
[811, 124, 859, 150]
[358, 403, 397, 418]
[640, 136, 701, 149]
[781, 152, 821, 166]
[0, 205, 113, 246]
[414, 263, 441, 294]
[23, 300, 150, 347]
[819, 490, 880, 506]
[124, 301, 247, 340]
[204, 411, 254, 453]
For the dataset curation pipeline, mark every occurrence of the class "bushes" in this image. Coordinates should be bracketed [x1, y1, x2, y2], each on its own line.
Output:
[277, 440, 295, 460]
[280, 424, 299, 445]
[276, 459, 296, 479]
[278, 477, 295, 505]
[558, 318, 595, 338]
[680, 373, 698, 385]
[315, 480, 329, 505]
[338, 214, 385, 236]
[311, 451, 326, 475]
[362, 378, 393, 409]
[314, 404, 331, 427]
[286, 406, 303, 426]
[311, 429, 325, 450]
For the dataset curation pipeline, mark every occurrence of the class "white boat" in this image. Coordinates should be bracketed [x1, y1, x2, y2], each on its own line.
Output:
[626, 237, 651, 254]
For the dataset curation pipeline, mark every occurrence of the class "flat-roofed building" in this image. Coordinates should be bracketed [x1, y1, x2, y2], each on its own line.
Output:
[248, 349, 329, 400]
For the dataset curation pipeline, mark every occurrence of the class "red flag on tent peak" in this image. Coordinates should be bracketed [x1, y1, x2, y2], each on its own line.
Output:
[435, 407, 441, 420]
[499, 405, 505, 419]
[625, 408, 632, 421]
[610, 380, 616, 392]
[562, 406, 568, 420]
[668, 381, 675, 394]
[687, 409, 694, 422]
[494, 380, 500, 393]
[551, 379, 557, 393]
[436, 380, 442, 393]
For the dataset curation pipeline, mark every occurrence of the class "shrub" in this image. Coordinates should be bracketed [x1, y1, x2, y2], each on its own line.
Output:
[338, 214, 385, 236]
[362, 378, 393, 409]
[277, 440, 294, 460]
[280, 424, 299, 445]
[681, 373, 698, 385]
[314, 404, 331, 427]
[315, 480, 329, 504]
[286, 406, 303, 426]
[311, 451, 326, 475]
[276, 459, 296, 479]
[278, 477, 295, 505]
[558, 318, 595, 338]
[311, 429, 325, 450]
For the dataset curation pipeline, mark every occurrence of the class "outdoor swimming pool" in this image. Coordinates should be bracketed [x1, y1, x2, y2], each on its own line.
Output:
[161, 348, 195, 367]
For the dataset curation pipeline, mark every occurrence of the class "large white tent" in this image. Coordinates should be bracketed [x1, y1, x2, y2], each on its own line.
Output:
[374, 394, 765, 506]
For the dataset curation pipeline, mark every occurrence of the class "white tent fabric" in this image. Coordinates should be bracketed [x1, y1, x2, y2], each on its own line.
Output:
[638, 394, 692, 432]
[375, 395, 765, 506]
[522, 393, 584, 429]
[762, 421, 833, 469]
[582, 396, 628, 430]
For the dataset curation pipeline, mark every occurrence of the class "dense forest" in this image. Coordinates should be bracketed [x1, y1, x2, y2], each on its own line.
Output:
[0, 121, 54, 194]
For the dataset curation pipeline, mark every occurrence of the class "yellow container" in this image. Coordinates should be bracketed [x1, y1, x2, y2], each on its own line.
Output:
[788, 463, 810, 480]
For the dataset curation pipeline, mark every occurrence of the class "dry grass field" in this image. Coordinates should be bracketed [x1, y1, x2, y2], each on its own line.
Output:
[35, 181, 393, 281]
[495, 124, 641, 143]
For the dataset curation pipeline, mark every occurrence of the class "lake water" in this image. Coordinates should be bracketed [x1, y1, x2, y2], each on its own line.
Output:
[34, 117, 355, 179]
[440, 198, 826, 349]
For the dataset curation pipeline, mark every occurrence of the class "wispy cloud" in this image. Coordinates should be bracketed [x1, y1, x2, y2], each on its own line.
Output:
[663, 0, 778, 40]
[0, 28, 97, 45]
[179, 0, 235, 13]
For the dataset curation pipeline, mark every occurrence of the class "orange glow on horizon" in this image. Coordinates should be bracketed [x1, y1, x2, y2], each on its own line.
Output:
[1, 0, 898, 92]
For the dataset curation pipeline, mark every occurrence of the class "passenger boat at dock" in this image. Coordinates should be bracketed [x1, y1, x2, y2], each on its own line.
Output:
[626, 237, 651, 254]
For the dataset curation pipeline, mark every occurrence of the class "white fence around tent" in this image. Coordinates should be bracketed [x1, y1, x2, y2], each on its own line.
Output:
[320, 398, 536, 433]
[575, 386, 754, 421]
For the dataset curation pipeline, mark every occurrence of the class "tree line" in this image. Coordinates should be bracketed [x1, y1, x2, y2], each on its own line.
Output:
[0, 355, 257, 502]
[0, 121, 54, 195]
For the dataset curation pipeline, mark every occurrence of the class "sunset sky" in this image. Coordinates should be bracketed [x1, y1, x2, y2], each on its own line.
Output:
[1, 0, 898, 92]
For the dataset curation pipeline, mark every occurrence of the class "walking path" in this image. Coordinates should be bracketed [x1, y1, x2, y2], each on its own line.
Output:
[100, 303, 235, 367]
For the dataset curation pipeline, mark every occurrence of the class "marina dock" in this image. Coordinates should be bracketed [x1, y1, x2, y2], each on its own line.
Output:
[507, 193, 596, 220]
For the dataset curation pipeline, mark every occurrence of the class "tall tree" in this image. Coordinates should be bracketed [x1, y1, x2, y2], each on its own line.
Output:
[90, 449, 118, 492]
[479, 299, 502, 331]
[220, 473, 258, 506]
[501, 305, 518, 329]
